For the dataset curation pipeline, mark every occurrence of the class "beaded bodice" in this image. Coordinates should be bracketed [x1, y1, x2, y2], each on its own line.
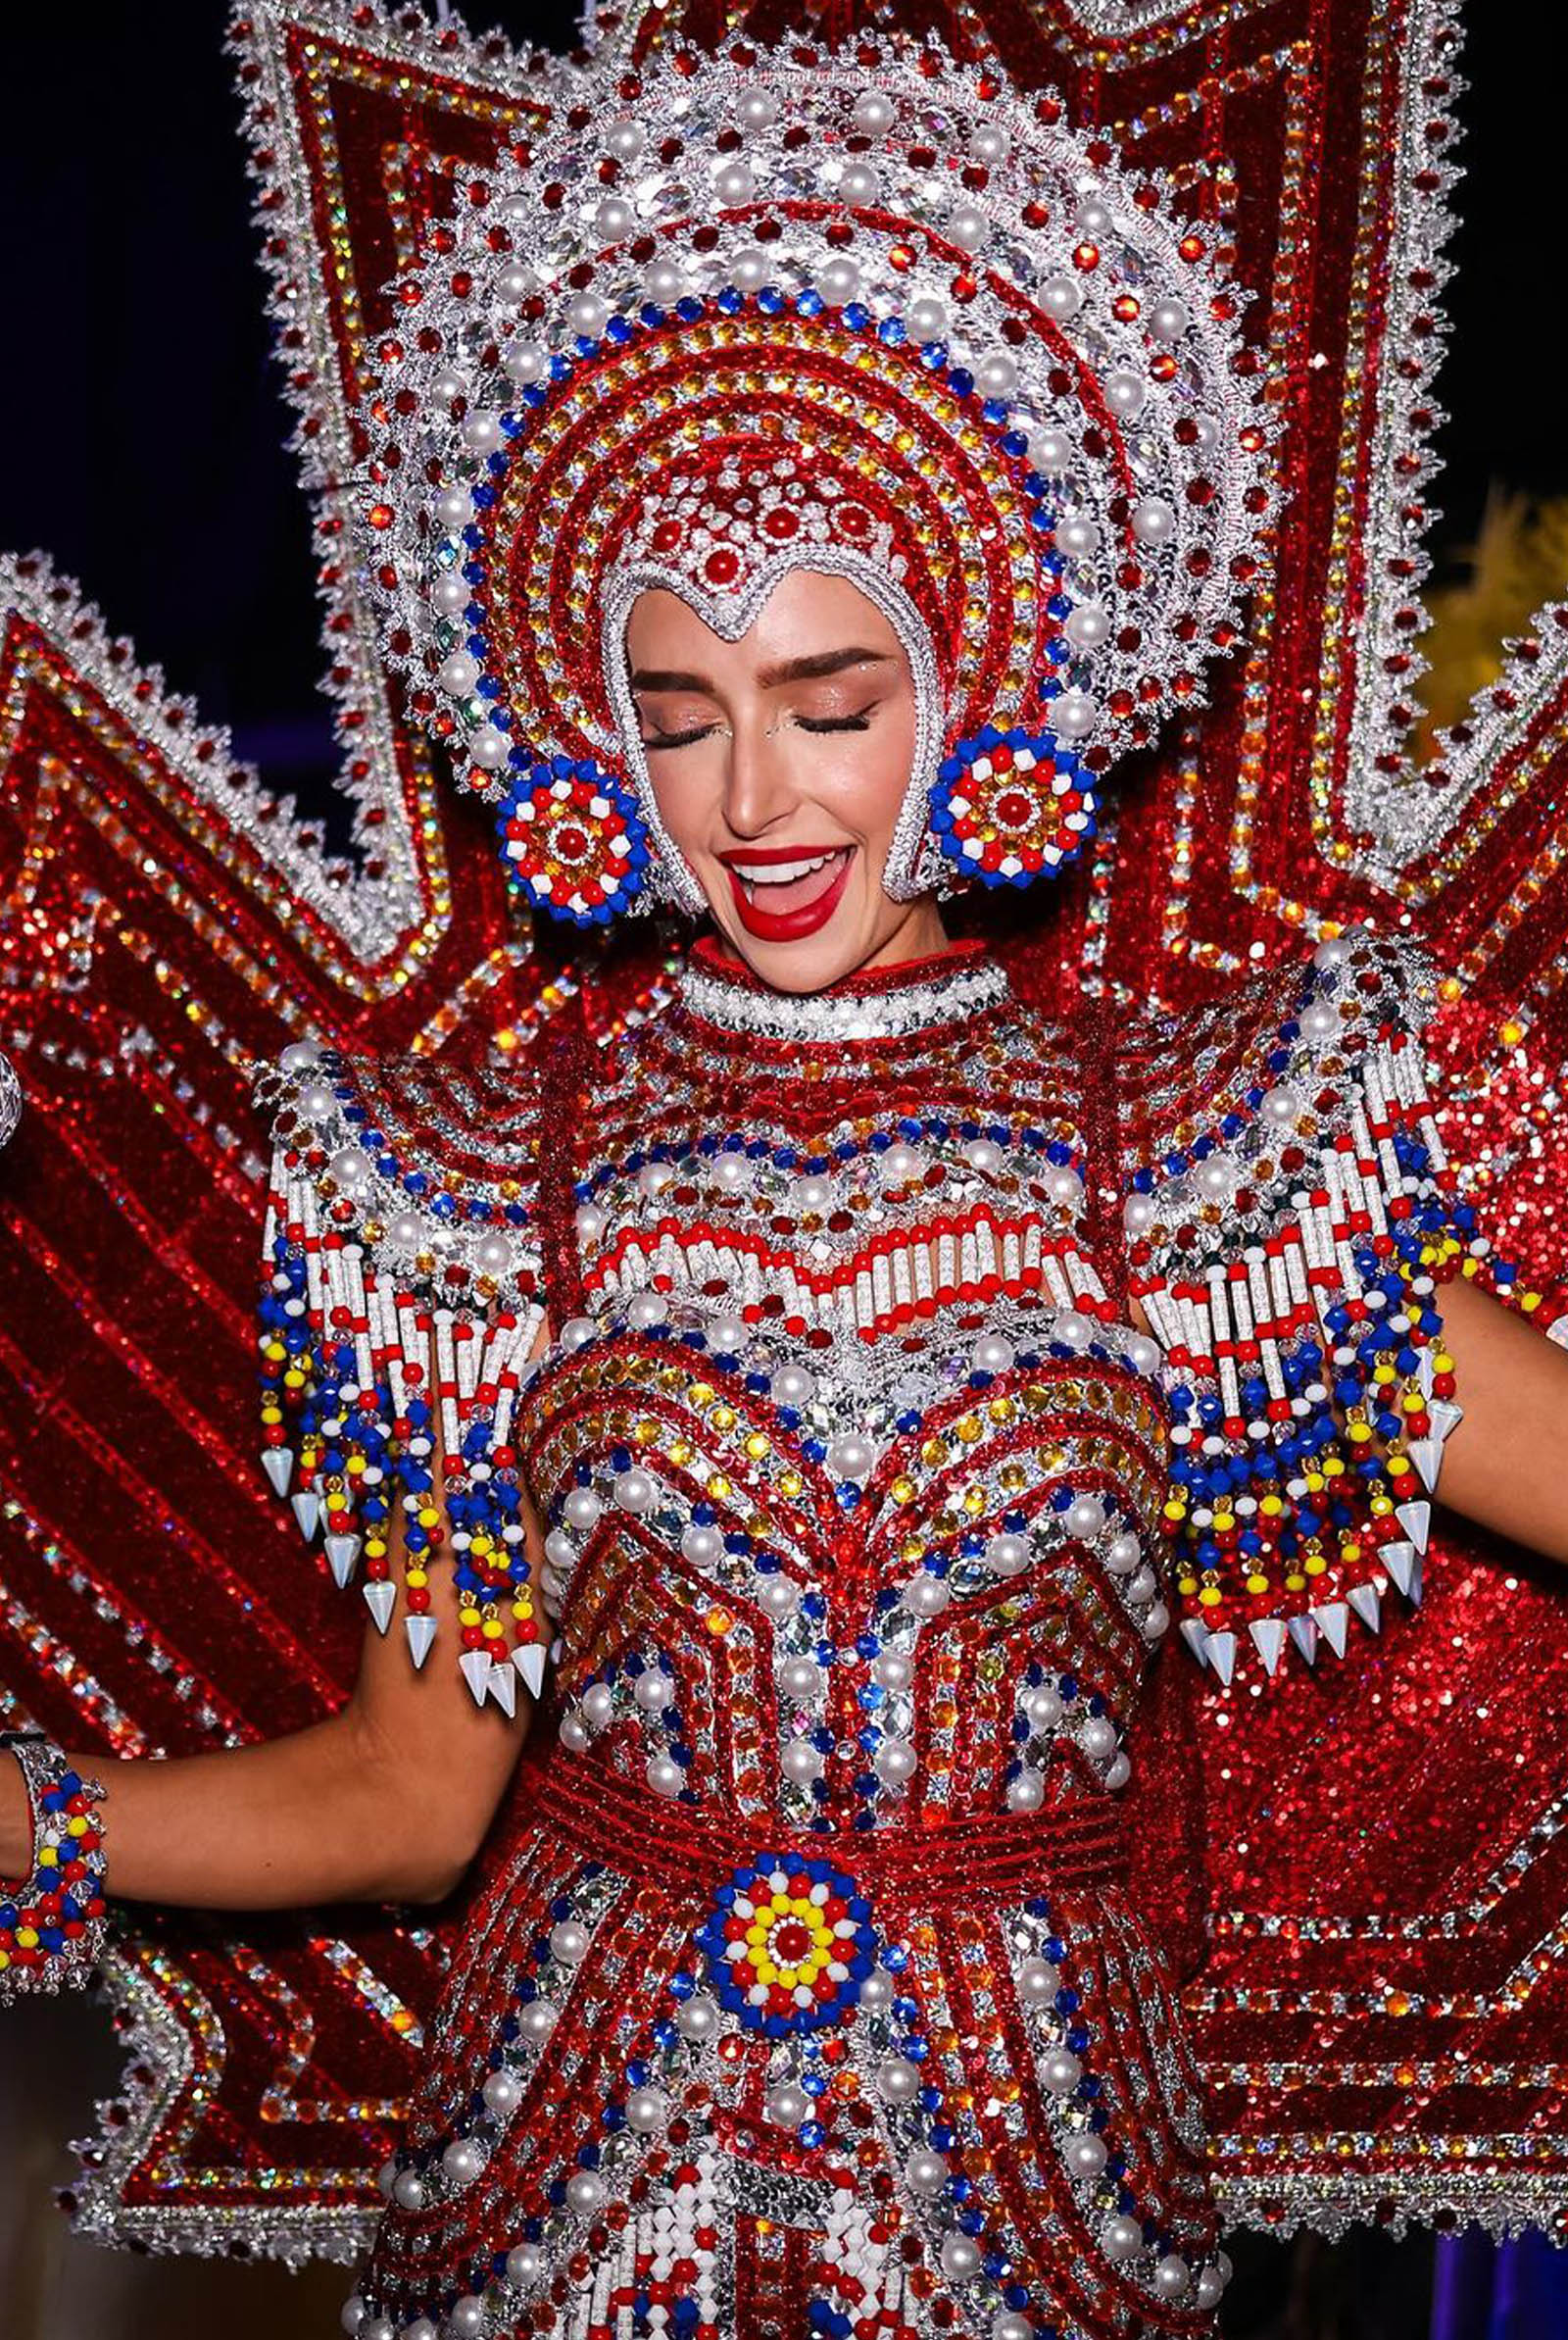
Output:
[521, 941, 1173, 1846]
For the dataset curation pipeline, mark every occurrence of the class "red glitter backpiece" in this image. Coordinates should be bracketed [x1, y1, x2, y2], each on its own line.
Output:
[1, 0, 1566, 2270]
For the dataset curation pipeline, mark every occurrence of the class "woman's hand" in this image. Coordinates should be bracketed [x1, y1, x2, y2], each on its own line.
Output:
[1420, 1275, 1568, 1566]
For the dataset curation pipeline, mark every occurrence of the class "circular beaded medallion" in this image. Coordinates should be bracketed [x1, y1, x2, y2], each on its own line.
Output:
[695, 1852, 878, 2037]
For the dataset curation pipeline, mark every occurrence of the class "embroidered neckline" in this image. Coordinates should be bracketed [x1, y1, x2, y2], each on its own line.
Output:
[676, 934, 1010, 1045]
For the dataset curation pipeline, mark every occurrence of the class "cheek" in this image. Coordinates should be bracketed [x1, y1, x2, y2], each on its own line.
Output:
[802, 705, 919, 839]
[641, 757, 712, 856]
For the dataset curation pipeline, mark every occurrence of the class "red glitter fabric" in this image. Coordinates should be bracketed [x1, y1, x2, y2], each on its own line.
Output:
[0, 0, 1565, 2283]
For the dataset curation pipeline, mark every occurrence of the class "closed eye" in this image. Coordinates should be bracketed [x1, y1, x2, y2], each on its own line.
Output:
[793, 701, 879, 735]
[639, 722, 722, 751]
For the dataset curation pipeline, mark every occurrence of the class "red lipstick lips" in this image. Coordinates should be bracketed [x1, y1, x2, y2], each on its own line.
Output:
[718, 844, 855, 942]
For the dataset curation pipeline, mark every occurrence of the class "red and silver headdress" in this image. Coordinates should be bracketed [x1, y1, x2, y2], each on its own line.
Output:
[364, 34, 1276, 925]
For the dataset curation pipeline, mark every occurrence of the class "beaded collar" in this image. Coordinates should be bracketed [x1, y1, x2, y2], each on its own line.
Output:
[673, 936, 1010, 1046]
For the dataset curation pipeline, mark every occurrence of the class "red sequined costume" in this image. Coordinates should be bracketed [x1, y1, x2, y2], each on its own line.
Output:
[256, 925, 1479, 2337]
[4, 0, 1568, 2305]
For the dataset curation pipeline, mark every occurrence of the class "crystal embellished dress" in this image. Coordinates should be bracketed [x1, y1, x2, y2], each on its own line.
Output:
[260, 931, 1466, 2340]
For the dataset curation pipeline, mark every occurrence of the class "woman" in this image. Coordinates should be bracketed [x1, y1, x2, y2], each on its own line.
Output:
[4, 34, 1566, 2340]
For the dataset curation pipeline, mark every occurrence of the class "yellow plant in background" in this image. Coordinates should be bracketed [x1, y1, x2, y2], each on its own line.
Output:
[1415, 484, 1568, 757]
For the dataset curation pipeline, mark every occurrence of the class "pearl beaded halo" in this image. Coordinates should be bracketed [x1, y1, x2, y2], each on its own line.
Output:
[363, 34, 1276, 921]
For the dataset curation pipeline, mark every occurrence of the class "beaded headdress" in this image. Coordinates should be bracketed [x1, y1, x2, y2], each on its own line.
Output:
[364, 35, 1276, 924]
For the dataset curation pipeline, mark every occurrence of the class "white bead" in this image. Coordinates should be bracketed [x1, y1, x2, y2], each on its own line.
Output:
[706, 1314, 748, 1353]
[593, 198, 633, 241]
[1104, 1531, 1141, 1576]
[435, 487, 471, 529]
[1066, 1493, 1106, 1540]
[771, 1364, 815, 1406]
[1123, 1191, 1154, 1235]
[392, 2168, 426, 2211]
[1054, 1308, 1092, 1352]
[1056, 512, 1100, 559]
[713, 162, 755, 205]
[1062, 605, 1109, 652]
[839, 162, 880, 203]
[873, 1734, 918, 1784]
[1042, 274, 1083, 321]
[604, 117, 645, 161]
[858, 1967, 894, 2011]
[1131, 494, 1177, 546]
[341, 2297, 368, 2337]
[1302, 1000, 1342, 1039]
[625, 1291, 667, 1328]
[442, 2137, 483, 2184]
[765, 2081, 808, 2128]
[1153, 2253, 1192, 2297]
[781, 1656, 824, 1701]
[572, 1205, 606, 1246]
[644, 261, 687, 305]
[564, 1486, 602, 1531]
[985, 1533, 1030, 1577]
[431, 361, 466, 401]
[993, 2317, 1032, 2340]
[947, 204, 990, 256]
[796, 1174, 832, 1211]
[559, 1316, 596, 1354]
[759, 1573, 801, 1618]
[566, 2170, 605, 2214]
[360, 2322, 395, 2340]
[438, 649, 480, 699]
[1025, 1683, 1063, 1731]
[1104, 1752, 1132, 1791]
[625, 2084, 669, 2134]
[581, 1682, 614, 1728]
[483, 2068, 522, 2116]
[682, 1523, 721, 1565]
[637, 1160, 673, 1198]
[1261, 1080, 1303, 1124]
[1075, 196, 1114, 237]
[1127, 1566, 1157, 1603]
[386, 1211, 421, 1250]
[969, 122, 1008, 164]
[475, 1231, 514, 1276]
[1103, 369, 1147, 421]
[1196, 1153, 1237, 1200]
[1313, 935, 1352, 968]
[647, 1754, 684, 1798]
[676, 1991, 718, 2040]
[1101, 2215, 1143, 2263]
[730, 246, 769, 291]
[940, 2234, 981, 2280]
[1065, 2130, 1107, 2178]
[817, 258, 860, 306]
[462, 410, 501, 456]
[517, 1999, 557, 2043]
[566, 291, 608, 337]
[1028, 424, 1072, 473]
[329, 1146, 369, 1191]
[1016, 1956, 1059, 2005]
[1149, 296, 1190, 342]
[973, 1332, 1015, 1373]
[963, 1136, 1003, 1173]
[297, 1079, 336, 1121]
[882, 1142, 923, 1182]
[906, 295, 949, 344]
[1053, 690, 1098, 739]
[634, 1668, 674, 1712]
[873, 1649, 912, 1689]
[905, 2148, 949, 2196]
[431, 572, 469, 617]
[826, 1432, 874, 1481]
[877, 2057, 921, 2105]
[549, 1918, 590, 1964]
[904, 1571, 951, 1617]
[1124, 1335, 1162, 1376]
[852, 91, 895, 133]
[613, 1468, 656, 1513]
[1006, 1768, 1045, 1811]
[449, 2301, 487, 2340]
[506, 2242, 542, 2285]
[1042, 2048, 1082, 2096]
[738, 87, 778, 129]
[1143, 1600, 1171, 1640]
[783, 1737, 824, 1783]
[1080, 1716, 1118, 1762]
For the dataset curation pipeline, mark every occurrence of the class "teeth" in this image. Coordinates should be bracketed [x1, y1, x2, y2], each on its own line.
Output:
[732, 849, 843, 894]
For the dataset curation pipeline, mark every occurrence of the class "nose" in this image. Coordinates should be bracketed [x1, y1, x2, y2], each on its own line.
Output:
[719, 710, 801, 840]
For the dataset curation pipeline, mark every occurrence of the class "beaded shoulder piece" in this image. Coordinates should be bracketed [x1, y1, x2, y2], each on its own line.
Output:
[1116, 929, 1476, 1687]
[254, 1039, 554, 1708]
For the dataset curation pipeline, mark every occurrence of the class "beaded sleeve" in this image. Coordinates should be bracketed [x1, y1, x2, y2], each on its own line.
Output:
[1116, 930, 1477, 1687]
[254, 1039, 552, 1708]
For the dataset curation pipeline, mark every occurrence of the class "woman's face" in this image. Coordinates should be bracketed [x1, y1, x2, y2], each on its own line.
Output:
[624, 569, 947, 992]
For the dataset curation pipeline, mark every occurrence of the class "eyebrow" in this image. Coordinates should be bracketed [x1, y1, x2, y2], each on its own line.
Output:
[629, 647, 894, 695]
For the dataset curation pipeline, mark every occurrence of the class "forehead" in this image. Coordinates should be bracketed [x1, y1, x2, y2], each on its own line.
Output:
[624, 571, 908, 679]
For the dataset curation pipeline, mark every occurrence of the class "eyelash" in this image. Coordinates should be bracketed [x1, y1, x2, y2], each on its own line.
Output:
[638, 706, 878, 750]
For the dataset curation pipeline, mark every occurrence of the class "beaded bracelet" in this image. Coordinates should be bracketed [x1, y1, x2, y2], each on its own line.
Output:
[0, 1731, 108, 2000]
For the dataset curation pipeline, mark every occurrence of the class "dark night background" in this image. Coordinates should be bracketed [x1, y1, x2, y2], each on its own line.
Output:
[0, 7, 1562, 2338]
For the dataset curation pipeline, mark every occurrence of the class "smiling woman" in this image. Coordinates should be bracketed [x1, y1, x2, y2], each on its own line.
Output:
[625, 572, 942, 987]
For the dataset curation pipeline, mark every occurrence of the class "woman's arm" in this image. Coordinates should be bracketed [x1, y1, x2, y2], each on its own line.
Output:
[1421, 1274, 1568, 1565]
[0, 1389, 548, 1911]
